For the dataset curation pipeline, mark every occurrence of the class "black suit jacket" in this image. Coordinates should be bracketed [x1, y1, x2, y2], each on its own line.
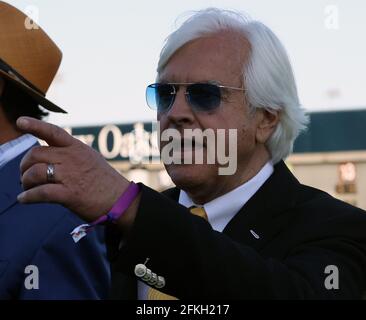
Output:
[107, 161, 366, 299]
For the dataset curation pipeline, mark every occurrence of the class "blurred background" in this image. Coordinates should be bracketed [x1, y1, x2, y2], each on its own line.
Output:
[7, 0, 366, 208]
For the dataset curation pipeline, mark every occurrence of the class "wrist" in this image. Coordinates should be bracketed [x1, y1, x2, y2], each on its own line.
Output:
[70, 181, 141, 243]
[115, 190, 141, 232]
[95, 182, 140, 225]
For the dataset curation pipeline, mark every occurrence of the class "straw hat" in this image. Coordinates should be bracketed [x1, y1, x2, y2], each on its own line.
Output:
[0, 1, 66, 113]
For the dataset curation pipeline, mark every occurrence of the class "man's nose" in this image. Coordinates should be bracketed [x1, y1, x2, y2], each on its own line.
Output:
[165, 89, 195, 127]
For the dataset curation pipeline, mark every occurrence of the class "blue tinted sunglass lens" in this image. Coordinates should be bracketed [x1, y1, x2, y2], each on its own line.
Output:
[187, 83, 221, 111]
[146, 84, 174, 112]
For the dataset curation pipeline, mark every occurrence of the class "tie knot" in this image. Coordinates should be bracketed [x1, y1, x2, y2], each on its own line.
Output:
[189, 206, 208, 221]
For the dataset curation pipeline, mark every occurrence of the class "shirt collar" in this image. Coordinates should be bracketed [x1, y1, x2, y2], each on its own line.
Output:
[179, 161, 274, 232]
[0, 134, 38, 170]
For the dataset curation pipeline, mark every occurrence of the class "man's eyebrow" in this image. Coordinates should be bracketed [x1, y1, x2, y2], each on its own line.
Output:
[157, 78, 168, 83]
[157, 76, 177, 83]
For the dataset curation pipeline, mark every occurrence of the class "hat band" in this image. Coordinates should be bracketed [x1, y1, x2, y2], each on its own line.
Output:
[0, 58, 45, 96]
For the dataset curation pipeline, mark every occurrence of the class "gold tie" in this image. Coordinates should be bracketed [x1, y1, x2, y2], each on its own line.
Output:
[189, 206, 208, 220]
[147, 206, 208, 300]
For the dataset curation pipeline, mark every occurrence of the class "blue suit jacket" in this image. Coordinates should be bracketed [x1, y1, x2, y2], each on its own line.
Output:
[0, 147, 110, 299]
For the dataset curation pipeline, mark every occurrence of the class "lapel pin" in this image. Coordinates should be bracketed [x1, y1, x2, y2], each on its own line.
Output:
[134, 258, 150, 278]
[250, 229, 260, 239]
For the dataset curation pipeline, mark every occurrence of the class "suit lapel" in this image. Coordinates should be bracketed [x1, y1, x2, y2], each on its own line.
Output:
[162, 187, 180, 200]
[0, 149, 30, 215]
[222, 161, 300, 251]
[121, 161, 301, 299]
[163, 161, 301, 252]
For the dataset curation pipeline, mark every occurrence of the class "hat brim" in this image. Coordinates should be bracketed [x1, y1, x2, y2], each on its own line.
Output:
[0, 69, 67, 114]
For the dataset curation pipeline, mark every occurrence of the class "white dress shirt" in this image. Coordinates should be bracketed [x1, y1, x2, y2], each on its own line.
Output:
[0, 134, 38, 170]
[138, 161, 274, 299]
[179, 161, 274, 232]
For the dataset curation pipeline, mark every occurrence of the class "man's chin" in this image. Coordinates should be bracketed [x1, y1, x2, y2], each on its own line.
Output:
[165, 163, 214, 190]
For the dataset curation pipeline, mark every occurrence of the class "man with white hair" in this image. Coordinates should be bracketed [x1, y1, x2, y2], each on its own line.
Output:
[16, 8, 366, 299]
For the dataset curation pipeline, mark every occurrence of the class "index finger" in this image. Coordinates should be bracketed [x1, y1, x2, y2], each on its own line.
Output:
[17, 117, 75, 147]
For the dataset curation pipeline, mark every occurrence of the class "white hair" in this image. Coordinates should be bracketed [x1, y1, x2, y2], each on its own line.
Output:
[157, 8, 309, 164]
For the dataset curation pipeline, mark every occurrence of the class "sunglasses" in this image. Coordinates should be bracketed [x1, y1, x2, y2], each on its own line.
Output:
[146, 82, 245, 113]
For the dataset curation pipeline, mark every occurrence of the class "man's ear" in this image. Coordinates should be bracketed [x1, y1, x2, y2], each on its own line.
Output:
[255, 108, 280, 144]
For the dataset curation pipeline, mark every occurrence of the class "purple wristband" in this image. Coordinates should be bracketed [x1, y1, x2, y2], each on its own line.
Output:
[92, 182, 140, 225]
[70, 182, 141, 243]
